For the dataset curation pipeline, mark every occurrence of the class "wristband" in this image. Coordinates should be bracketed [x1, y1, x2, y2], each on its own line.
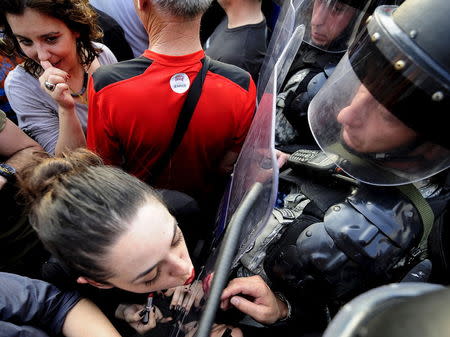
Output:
[274, 292, 292, 322]
[0, 163, 16, 182]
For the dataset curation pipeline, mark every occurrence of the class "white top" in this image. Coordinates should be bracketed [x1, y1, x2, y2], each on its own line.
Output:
[89, 0, 149, 57]
[5, 42, 117, 154]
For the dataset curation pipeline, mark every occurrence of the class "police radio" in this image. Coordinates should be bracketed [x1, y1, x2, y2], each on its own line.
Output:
[287, 148, 358, 185]
[288, 148, 337, 172]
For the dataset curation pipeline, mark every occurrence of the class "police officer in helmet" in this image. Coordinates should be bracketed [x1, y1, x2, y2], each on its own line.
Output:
[219, 0, 450, 334]
[274, 0, 396, 149]
[308, 0, 450, 185]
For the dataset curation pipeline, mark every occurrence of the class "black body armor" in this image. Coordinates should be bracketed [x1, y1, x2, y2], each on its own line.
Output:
[275, 44, 344, 148]
[264, 169, 450, 306]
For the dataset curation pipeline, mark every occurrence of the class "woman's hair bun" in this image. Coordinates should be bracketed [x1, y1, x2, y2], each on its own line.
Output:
[18, 148, 104, 205]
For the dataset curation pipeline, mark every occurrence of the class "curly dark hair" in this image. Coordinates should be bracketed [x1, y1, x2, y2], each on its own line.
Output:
[0, 0, 103, 77]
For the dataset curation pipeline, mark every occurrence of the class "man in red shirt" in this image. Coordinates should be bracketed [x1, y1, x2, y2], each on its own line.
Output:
[87, 0, 256, 208]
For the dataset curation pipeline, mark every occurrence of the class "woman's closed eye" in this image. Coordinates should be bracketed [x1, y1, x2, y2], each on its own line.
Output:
[143, 228, 183, 286]
[144, 268, 160, 286]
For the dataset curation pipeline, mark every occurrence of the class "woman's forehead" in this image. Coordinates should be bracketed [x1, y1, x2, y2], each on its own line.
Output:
[7, 8, 64, 35]
[105, 202, 175, 275]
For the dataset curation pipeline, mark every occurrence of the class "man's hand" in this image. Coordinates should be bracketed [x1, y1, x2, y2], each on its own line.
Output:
[220, 275, 288, 325]
[275, 149, 289, 168]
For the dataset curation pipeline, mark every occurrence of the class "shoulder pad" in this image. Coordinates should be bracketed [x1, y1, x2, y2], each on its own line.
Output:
[346, 186, 423, 249]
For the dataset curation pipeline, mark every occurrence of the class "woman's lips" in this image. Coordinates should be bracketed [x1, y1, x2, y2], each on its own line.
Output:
[184, 268, 196, 285]
[202, 273, 213, 294]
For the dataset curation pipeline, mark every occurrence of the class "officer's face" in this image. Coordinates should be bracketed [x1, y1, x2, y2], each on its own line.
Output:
[337, 85, 417, 153]
[311, 0, 356, 47]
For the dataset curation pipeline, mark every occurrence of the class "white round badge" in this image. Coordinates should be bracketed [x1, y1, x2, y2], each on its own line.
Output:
[170, 73, 190, 94]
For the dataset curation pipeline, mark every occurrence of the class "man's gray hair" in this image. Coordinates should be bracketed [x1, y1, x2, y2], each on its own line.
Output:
[153, 0, 212, 18]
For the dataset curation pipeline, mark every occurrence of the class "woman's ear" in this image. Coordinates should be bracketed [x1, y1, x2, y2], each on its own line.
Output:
[77, 276, 114, 289]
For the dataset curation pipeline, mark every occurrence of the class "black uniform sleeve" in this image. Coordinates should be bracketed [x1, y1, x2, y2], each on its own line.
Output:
[0, 272, 81, 336]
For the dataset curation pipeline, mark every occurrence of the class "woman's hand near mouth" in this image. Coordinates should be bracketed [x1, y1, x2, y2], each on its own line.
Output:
[39, 60, 74, 110]
[39, 60, 85, 155]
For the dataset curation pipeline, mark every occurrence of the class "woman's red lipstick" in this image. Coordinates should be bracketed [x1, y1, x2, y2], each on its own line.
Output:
[184, 268, 196, 285]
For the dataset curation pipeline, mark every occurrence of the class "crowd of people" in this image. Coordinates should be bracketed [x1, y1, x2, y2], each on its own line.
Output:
[0, 0, 449, 336]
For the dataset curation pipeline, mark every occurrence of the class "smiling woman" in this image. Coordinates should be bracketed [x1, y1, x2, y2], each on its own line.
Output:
[0, 0, 117, 155]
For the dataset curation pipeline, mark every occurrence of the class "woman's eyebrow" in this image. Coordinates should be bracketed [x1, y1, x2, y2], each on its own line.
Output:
[170, 220, 179, 245]
[131, 220, 178, 283]
[14, 31, 59, 39]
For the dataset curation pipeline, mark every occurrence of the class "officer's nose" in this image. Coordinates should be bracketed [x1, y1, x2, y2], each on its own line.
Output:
[337, 92, 367, 128]
[311, 2, 330, 26]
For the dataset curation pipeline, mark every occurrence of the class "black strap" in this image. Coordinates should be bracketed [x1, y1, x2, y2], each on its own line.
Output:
[149, 56, 211, 183]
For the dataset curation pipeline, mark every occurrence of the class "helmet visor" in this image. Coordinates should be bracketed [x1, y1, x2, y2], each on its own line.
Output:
[308, 51, 450, 185]
[299, 0, 370, 53]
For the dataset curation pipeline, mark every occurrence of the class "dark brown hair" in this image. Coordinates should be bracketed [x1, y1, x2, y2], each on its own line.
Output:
[0, 0, 103, 77]
[18, 148, 164, 282]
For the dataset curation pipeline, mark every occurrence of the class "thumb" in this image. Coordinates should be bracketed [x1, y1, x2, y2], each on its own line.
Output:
[229, 295, 261, 318]
[40, 60, 52, 70]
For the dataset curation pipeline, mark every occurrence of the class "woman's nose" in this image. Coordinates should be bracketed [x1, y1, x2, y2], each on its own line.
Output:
[36, 44, 51, 62]
[166, 252, 192, 277]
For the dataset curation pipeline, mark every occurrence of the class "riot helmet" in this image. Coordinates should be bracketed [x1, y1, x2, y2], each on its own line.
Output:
[322, 283, 449, 337]
[308, 0, 450, 186]
[258, 0, 389, 98]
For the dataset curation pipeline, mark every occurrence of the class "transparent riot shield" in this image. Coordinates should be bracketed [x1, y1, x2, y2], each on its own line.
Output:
[145, 25, 305, 337]
[227, 25, 305, 270]
[259, 0, 387, 101]
[152, 24, 306, 337]
[258, 0, 306, 100]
